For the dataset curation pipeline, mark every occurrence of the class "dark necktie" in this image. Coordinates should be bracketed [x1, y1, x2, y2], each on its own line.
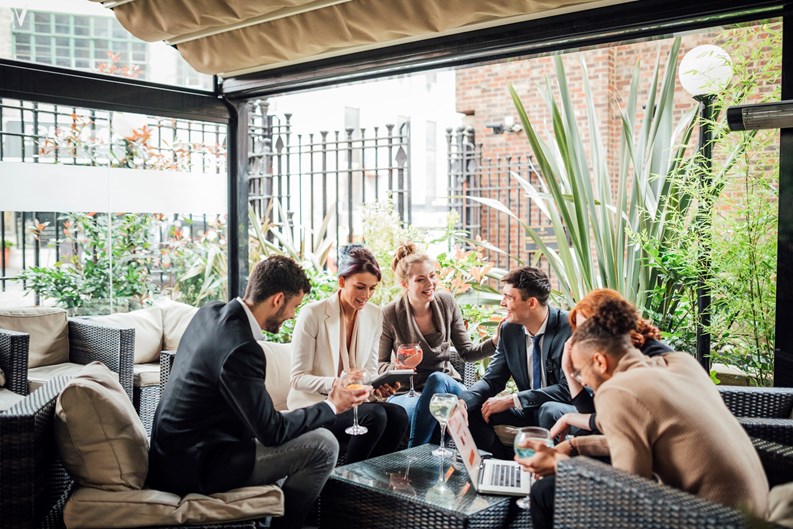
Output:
[532, 334, 543, 389]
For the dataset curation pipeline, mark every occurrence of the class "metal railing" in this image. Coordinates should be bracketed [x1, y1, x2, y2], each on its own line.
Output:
[248, 100, 411, 252]
[447, 126, 553, 276]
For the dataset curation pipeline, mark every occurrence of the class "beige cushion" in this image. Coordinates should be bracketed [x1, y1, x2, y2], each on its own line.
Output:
[0, 388, 25, 411]
[0, 366, 5, 387]
[133, 363, 160, 387]
[769, 482, 793, 528]
[0, 307, 69, 368]
[155, 299, 198, 351]
[494, 425, 519, 446]
[55, 362, 149, 491]
[261, 342, 292, 412]
[28, 362, 86, 393]
[63, 485, 283, 529]
[94, 307, 164, 364]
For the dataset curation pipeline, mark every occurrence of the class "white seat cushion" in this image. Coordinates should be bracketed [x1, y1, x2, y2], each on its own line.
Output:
[0, 387, 25, 411]
[133, 363, 160, 387]
[93, 307, 164, 364]
[155, 299, 198, 351]
[260, 342, 292, 412]
[28, 362, 86, 393]
[63, 484, 283, 529]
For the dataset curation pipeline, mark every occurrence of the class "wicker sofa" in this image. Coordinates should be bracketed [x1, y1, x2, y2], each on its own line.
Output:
[719, 386, 793, 445]
[90, 299, 198, 435]
[0, 308, 133, 399]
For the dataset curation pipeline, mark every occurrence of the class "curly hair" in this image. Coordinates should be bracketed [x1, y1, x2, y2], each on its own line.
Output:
[245, 255, 311, 304]
[569, 289, 661, 349]
[391, 241, 432, 283]
[337, 244, 381, 281]
[570, 297, 638, 357]
[500, 266, 551, 305]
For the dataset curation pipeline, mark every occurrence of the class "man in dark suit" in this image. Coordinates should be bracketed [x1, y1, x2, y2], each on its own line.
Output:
[458, 266, 572, 458]
[148, 256, 367, 529]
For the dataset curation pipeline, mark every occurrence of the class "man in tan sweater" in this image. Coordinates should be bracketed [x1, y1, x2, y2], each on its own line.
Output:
[517, 298, 768, 529]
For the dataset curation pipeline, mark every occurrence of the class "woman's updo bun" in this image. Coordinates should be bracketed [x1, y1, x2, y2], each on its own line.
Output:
[391, 242, 418, 272]
[392, 241, 431, 284]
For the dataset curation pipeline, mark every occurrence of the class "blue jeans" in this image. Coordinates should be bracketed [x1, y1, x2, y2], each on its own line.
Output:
[389, 372, 467, 447]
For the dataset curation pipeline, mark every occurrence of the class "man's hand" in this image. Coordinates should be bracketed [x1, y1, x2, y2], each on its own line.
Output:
[328, 377, 369, 414]
[514, 438, 568, 478]
[373, 382, 400, 399]
[562, 338, 574, 376]
[481, 395, 514, 423]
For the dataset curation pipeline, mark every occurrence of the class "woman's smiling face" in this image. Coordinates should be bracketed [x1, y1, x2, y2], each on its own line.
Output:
[404, 260, 438, 304]
[338, 272, 379, 311]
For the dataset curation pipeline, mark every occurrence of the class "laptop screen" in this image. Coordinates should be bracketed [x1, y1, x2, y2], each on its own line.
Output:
[448, 410, 482, 486]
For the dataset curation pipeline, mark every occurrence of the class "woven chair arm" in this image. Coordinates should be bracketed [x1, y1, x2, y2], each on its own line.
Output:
[739, 417, 793, 446]
[448, 347, 478, 388]
[719, 386, 793, 418]
[0, 328, 30, 395]
[555, 457, 750, 529]
[1, 376, 72, 529]
[160, 350, 176, 392]
[67, 319, 134, 400]
[752, 437, 793, 487]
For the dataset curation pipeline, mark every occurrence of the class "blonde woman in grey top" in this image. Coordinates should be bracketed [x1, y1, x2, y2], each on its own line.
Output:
[379, 242, 499, 447]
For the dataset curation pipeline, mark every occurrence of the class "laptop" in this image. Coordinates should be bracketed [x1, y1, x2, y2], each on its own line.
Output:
[447, 410, 532, 496]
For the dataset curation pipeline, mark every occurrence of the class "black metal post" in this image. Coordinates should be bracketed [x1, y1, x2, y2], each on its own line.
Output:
[694, 94, 716, 371]
[224, 99, 249, 299]
[775, 15, 793, 387]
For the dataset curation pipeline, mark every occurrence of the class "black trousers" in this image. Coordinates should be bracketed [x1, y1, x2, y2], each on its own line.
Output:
[327, 401, 409, 463]
[530, 475, 556, 529]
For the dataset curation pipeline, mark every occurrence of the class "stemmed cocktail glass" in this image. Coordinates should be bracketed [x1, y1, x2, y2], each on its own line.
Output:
[396, 343, 423, 397]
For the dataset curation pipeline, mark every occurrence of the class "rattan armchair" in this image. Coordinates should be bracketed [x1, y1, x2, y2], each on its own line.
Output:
[1, 376, 72, 529]
[0, 328, 30, 396]
[720, 386, 793, 446]
[0, 318, 134, 400]
[554, 444, 789, 529]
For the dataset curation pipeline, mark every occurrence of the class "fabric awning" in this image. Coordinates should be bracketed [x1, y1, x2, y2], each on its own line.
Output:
[93, 0, 631, 77]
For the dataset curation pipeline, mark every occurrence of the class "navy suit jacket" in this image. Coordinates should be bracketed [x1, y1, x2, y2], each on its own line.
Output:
[461, 305, 572, 411]
[147, 300, 335, 495]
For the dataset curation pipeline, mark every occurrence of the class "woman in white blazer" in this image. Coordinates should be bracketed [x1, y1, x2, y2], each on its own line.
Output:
[288, 245, 408, 463]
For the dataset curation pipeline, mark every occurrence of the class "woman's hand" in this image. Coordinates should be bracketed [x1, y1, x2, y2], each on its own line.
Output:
[550, 412, 592, 441]
[562, 338, 574, 376]
[491, 317, 506, 348]
[373, 382, 400, 399]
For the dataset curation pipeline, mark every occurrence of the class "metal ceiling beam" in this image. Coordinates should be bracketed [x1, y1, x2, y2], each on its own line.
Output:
[221, 0, 787, 99]
[0, 59, 228, 124]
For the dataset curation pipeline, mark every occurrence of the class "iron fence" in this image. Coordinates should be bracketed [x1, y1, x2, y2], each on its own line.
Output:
[447, 126, 553, 276]
[248, 100, 411, 254]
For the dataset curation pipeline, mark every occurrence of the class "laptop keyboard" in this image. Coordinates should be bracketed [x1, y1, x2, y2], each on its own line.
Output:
[489, 463, 522, 487]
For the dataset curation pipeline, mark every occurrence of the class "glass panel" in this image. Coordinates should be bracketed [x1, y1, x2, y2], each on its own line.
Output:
[0, 102, 229, 312]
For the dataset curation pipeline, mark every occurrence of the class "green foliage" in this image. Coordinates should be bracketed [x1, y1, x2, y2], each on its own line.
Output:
[360, 196, 427, 306]
[22, 213, 157, 310]
[469, 38, 698, 316]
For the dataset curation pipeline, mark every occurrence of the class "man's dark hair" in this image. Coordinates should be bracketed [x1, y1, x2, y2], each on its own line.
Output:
[244, 255, 311, 304]
[501, 266, 551, 305]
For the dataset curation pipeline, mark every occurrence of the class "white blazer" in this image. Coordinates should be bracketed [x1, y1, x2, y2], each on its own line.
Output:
[287, 293, 383, 410]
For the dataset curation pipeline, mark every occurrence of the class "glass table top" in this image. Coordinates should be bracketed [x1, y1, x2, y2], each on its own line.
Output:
[331, 444, 516, 516]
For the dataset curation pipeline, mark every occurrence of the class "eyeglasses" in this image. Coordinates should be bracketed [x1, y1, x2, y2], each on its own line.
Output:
[571, 362, 589, 384]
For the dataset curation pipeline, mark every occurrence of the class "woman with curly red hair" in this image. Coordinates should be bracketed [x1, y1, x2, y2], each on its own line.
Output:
[545, 288, 671, 438]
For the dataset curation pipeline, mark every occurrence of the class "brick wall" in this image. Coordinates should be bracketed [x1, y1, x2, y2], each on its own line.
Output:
[455, 22, 781, 265]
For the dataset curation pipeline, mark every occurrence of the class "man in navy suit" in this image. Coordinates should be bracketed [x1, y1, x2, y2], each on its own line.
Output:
[148, 256, 367, 528]
[458, 266, 572, 458]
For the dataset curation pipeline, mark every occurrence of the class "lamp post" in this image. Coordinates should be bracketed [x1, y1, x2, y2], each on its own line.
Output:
[678, 45, 733, 371]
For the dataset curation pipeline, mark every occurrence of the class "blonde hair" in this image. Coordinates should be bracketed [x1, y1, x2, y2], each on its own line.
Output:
[391, 242, 432, 284]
